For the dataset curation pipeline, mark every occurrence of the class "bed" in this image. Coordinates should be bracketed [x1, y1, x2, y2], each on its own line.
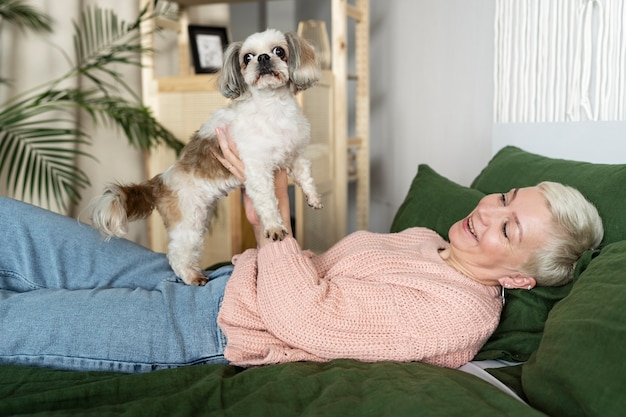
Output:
[2, 144, 625, 417]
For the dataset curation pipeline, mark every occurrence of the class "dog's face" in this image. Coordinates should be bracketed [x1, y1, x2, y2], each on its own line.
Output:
[240, 29, 290, 90]
[219, 28, 321, 99]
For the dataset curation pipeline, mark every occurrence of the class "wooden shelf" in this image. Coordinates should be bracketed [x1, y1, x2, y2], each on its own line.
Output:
[156, 74, 220, 92]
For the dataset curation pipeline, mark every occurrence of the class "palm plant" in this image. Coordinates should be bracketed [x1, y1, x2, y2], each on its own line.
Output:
[0, 0, 183, 210]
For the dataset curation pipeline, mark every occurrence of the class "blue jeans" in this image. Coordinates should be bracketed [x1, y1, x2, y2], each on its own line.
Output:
[0, 197, 230, 373]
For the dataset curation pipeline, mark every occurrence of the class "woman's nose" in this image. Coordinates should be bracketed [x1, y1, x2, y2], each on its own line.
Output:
[476, 196, 503, 222]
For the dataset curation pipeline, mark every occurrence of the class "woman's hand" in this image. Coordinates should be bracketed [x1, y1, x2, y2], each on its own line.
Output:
[212, 127, 246, 183]
[211, 127, 292, 248]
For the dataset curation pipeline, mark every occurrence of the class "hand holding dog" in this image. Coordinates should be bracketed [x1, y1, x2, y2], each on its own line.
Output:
[213, 127, 245, 182]
[213, 127, 292, 248]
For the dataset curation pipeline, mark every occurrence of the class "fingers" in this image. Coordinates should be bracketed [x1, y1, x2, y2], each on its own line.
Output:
[211, 127, 246, 182]
[209, 143, 239, 178]
[216, 126, 239, 158]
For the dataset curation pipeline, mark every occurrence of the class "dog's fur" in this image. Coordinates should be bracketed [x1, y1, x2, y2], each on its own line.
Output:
[91, 29, 322, 285]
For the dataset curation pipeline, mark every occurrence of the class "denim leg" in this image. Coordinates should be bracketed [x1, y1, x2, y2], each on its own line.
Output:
[0, 197, 175, 291]
[0, 197, 233, 373]
[0, 265, 233, 373]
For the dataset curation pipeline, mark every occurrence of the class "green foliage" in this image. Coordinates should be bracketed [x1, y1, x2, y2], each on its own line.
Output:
[0, 0, 184, 210]
[0, 0, 53, 33]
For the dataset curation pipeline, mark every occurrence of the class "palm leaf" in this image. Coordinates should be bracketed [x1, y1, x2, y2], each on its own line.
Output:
[75, 94, 183, 152]
[0, 129, 91, 210]
[0, 0, 183, 210]
[71, 2, 154, 101]
[0, 0, 53, 33]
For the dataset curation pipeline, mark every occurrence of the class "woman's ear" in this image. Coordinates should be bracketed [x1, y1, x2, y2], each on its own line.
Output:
[219, 41, 246, 99]
[284, 32, 321, 93]
[498, 275, 537, 290]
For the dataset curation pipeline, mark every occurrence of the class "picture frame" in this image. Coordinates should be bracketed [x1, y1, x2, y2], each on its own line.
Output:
[188, 25, 228, 74]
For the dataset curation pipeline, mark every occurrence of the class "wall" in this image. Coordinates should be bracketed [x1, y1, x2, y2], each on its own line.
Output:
[368, 0, 496, 232]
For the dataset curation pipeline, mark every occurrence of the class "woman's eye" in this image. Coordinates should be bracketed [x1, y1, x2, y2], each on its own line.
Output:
[243, 53, 254, 65]
[501, 193, 509, 239]
[273, 46, 285, 58]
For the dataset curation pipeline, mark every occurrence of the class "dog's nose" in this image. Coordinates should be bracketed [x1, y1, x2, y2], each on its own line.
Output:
[258, 54, 270, 63]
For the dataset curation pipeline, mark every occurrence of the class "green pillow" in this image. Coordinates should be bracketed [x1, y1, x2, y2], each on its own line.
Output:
[471, 146, 626, 246]
[390, 164, 484, 240]
[389, 164, 576, 362]
[521, 241, 626, 417]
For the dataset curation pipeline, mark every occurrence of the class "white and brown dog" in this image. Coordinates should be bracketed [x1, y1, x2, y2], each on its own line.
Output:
[91, 28, 323, 285]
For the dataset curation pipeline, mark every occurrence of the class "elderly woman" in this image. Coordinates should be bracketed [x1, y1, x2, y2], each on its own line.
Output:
[0, 130, 603, 373]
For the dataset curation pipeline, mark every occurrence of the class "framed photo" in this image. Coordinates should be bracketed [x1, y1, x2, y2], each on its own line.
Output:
[188, 25, 228, 74]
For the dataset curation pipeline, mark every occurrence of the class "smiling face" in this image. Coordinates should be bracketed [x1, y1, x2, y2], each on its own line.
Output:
[442, 187, 555, 287]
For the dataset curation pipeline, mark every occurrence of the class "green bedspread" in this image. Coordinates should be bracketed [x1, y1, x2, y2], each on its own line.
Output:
[0, 360, 545, 417]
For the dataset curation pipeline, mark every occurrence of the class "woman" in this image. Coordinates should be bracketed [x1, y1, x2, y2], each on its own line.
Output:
[0, 129, 603, 373]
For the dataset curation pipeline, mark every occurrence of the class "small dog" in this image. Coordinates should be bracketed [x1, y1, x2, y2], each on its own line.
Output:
[91, 28, 323, 285]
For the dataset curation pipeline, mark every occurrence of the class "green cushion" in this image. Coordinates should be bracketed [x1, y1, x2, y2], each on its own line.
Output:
[471, 146, 626, 246]
[390, 164, 484, 240]
[521, 241, 626, 417]
[389, 164, 579, 362]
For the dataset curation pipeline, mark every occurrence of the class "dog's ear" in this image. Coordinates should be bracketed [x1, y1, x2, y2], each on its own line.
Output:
[219, 41, 247, 99]
[285, 32, 321, 93]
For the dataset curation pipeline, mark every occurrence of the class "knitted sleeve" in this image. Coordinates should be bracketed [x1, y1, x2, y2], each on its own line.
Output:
[254, 236, 500, 367]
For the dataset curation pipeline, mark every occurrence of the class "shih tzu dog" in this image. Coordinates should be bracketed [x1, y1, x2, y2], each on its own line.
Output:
[91, 28, 323, 286]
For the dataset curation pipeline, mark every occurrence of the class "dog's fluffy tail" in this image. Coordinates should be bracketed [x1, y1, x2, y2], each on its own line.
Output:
[91, 178, 159, 238]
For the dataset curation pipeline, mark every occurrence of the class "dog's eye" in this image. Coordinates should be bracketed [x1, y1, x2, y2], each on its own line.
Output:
[243, 53, 254, 66]
[272, 47, 286, 59]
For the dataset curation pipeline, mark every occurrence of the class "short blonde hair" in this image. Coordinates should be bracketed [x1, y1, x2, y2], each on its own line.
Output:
[522, 182, 604, 286]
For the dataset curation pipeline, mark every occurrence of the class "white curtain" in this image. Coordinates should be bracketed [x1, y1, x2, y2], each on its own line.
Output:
[494, 0, 626, 122]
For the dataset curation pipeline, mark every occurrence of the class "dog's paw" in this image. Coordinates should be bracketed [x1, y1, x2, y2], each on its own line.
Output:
[306, 195, 323, 210]
[179, 270, 208, 286]
[188, 275, 209, 286]
[264, 225, 289, 241]
[308, 199, 323, 210]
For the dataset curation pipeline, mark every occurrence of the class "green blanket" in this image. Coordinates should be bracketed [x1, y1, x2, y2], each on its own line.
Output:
[0, 360, 545, 417]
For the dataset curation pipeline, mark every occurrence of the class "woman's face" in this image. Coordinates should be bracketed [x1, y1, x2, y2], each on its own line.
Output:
[445, 186, 554, 285]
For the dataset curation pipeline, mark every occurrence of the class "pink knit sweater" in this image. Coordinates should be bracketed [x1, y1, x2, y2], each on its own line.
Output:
[217, 227, 502, 368]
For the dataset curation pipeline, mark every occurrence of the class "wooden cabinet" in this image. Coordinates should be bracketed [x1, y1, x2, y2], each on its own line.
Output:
[139, 0, 369, 266]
